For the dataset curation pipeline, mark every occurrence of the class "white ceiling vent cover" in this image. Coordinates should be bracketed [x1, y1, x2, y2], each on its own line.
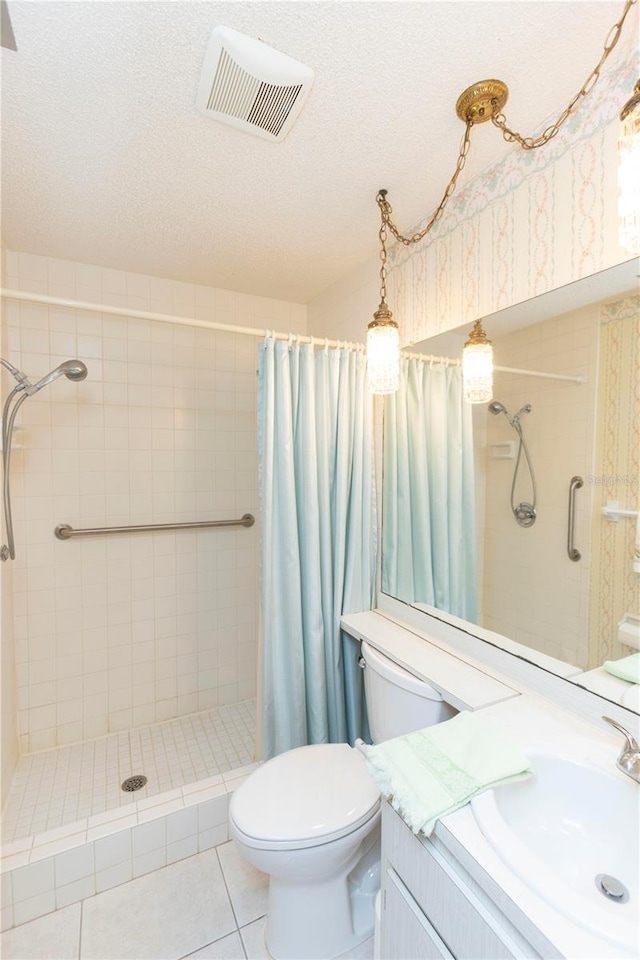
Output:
[196, 26, 314, 142]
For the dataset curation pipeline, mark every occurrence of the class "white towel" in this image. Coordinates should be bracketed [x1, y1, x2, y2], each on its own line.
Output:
[634, 511, 640, 575]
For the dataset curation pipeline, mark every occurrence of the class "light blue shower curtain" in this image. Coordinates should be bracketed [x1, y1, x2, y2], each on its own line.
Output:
[258, 339, 377, 759]
[382, 358, 477, 621]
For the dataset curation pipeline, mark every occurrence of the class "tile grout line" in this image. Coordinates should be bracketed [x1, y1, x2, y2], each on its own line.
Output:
[77, 896, 83, 960]
[215, 845, 242, 935]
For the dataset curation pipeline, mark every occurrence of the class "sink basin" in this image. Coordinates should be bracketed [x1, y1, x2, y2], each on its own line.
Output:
[471, 752, 639, 953]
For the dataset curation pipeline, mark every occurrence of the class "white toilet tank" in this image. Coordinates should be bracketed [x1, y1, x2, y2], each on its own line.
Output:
[362, 641, 457, 742]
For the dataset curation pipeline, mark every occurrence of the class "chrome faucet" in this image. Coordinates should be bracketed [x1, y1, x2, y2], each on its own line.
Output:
[602, 716, 640, 784]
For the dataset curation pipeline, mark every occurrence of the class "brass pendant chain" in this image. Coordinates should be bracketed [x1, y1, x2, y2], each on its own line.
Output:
[376, 0, 637, 251]
[492, 0, 637, 149]
[377, 119, 473, 252]
[378, 195, 389, 305]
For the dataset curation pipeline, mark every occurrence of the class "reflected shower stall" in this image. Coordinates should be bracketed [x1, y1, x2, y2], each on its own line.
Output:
[487, 400, 537, 528]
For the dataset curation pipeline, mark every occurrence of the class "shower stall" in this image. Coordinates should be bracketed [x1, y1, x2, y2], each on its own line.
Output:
[0, 258, 307, 929]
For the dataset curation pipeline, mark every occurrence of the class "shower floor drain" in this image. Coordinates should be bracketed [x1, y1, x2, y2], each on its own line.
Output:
[121, 775, 147, 792]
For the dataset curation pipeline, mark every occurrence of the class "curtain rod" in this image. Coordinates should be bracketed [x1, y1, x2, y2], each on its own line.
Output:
[0, 287, 353, 348]
[0, 288, 584, 384]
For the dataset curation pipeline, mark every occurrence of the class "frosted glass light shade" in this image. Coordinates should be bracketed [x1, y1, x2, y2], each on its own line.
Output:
[619, 83, 640, 255]
[367, 322, 400, 394]
[462, 341, 493, 403]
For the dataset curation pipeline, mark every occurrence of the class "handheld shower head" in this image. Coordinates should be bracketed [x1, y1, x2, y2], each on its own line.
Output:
[488, 401, 507, 416]
[60, 359, 88, 381]
[25, 360, 88, 395]
[513, 404, 532, 422]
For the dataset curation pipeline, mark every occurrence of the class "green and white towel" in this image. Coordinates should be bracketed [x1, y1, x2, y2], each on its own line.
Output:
[604, 653, 640, 684]
[362, 710, 532, 836]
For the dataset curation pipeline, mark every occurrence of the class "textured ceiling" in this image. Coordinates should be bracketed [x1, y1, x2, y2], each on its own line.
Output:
[1, 1, 636, 302]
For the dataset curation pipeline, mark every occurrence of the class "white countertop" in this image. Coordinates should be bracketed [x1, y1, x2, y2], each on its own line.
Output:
[343, 608, 640, 959]
[433, 693, 638, 959]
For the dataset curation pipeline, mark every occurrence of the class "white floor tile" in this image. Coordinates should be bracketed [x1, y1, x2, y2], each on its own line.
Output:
[181, 931, 246, 959]
[0, 903, 81, 959]
[239, 919, 268, 960]
[217, 842, 268, 928]
[80, 851, 236, 959]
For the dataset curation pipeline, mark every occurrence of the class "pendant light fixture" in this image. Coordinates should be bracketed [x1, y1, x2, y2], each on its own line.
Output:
[367, 191, 400, 394]
[462, 320, 493, 404]
[619, 79, 640, 254]
[368, 0, 638, 396]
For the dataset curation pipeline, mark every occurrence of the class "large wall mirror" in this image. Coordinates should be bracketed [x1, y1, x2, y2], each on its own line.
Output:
[381, 259, 639, 712]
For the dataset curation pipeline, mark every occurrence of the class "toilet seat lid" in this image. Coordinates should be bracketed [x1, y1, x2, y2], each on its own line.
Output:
[230, 743, 379, 848]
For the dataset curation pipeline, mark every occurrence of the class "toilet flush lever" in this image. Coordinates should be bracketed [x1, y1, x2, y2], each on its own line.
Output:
[357, 655, 366, 669]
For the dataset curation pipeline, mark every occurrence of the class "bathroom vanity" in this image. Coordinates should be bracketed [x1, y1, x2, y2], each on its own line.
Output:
[342, 606, 640, 960]
[380, 803, 549, 959]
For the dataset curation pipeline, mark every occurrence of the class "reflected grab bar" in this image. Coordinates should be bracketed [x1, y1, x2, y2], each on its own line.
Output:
[567, 477, 583, 562]
[55, 514, 255, 540]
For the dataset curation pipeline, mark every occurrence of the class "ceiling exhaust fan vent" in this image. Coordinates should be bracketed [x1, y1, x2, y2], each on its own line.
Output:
[196, 26, 314, 142]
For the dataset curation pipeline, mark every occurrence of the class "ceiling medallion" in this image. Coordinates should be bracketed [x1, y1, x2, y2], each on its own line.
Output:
[455, 80, 509, 124]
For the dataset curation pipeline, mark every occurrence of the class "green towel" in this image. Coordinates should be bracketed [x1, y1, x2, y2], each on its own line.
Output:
[362, 711, 532, 836]
[604, 653, 640, 684]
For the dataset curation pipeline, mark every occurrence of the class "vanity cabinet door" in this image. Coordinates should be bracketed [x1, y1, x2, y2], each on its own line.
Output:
[382, 804, 540, 959]
[381, 867, 454, 960]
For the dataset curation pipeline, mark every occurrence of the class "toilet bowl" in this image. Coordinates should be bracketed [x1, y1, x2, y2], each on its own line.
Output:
[230, 743, 380, 960]
[230, 642, 456, 960]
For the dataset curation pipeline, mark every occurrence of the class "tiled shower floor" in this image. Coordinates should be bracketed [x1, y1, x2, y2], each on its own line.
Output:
[2, 700, 255, 842]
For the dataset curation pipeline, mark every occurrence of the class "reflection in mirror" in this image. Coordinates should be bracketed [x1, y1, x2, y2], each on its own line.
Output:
[381, 260, 640, 711]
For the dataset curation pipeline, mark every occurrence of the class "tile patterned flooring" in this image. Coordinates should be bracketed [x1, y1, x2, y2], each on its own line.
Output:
[0, 840, 374, 960]
[2, 702, 256, 842]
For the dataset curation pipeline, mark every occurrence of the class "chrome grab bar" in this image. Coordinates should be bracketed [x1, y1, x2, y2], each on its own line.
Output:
[55, 514, 255, 540]
[567, 476, 583, 562]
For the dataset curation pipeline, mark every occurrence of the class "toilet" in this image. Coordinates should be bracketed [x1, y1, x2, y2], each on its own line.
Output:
[229, 641, 457, 960]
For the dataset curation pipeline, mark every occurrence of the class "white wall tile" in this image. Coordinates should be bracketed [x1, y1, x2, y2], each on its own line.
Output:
[12, 859, 55, 902]
[94, 830, 131, 871]
[166, 834, 198, 865]
[54, 844, 94, 885]
[197, 796, 229, 832]
[13, 891, 56, 927]
[5, 252, 294, 748]
[95, 860, 133, 893]
[132, 846, 166, 879]
[131, 820, 165, 857]
[55, 874, 95, 909]
[165, 808, 198, 844]
[198, 825, 228, 851]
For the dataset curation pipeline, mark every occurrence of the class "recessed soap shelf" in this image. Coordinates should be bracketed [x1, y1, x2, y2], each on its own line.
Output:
[490, 440, 517, 460]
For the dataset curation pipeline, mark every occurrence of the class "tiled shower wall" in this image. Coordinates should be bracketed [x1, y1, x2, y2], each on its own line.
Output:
[3, 251, 306, 753]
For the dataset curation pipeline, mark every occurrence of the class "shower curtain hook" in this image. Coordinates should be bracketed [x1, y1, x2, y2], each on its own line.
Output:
[324, 339, 329, 354]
